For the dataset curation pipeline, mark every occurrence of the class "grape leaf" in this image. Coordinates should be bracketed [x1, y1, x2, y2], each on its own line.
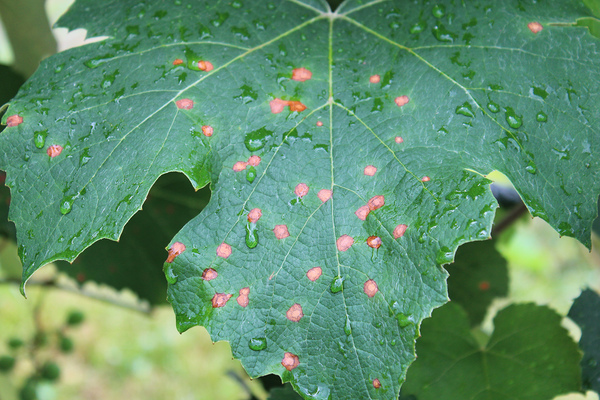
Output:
[0, 0, 599, 398]
[568, 288, 600, 393]
[401, 302, 582, 400]
[268, 384, 304, 400]
[446, 239, 509, 326]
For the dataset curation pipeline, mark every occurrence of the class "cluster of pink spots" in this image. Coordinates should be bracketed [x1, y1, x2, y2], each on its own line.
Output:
[198, 60, 214, 71]
[248, 208, 262, 223]
[292, 67, 312, 82]
[202, 125, 213, 137]
[393, 224, 408, 239]
[318, 189, 332, 202]
[237, 287, 250, 307]
[295, 183, 309, 198]
[364, 165, 377, 176]
[395, 136, 404, 144]
[306, 266, 322, 281]
[173, 58, 184, 65]
[286, 303, 304, 322]
[367, 236, 382, 249]
[528, 22, 543, 34]
[395, 95, 410, 107]
[316, 121, 323, 127]
[364, 279, 379, 298]
[47, 145, 63, 158]
[202, 268, 218, 281]
[270, 98, 307, 114]
[273, 224, 290, 239]
[282, 352, 299, 371]
[369, 75, 380, 84]
[216, 243, 231, 258]
[336, 235, 354, 252]
[372, 379, 381, 389]
[176, 98, 194, 110]
[212, 293, 232, 308]
[6, 115, 23, 127]
[233, 156, 261, 172]
[166, 241, 186, 263]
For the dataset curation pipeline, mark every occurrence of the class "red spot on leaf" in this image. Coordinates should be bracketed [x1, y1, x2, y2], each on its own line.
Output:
[216, 243, 231, 258]
[288, 101, 307, 112]
[355, 205, 370, 221]
[211, 293, 232, 308]
[364, 165, 377, 176]
[292, 67, 312, 82]
[166, 241, 186, 263]
[479, 281, 490, 291]
[202, 268, 218, 281]
[47, 145, 63, 158]
[273, 224, 289, 239]
[247, 155, 261, 166]
[306, 267, 322, 281]
[395, 136, 404, 144]
[393, 224, 408, 239]
[337, 235, 354, 251]
[528, 22, 543, 34]
[176, 98, 194, 109]
[282, 352, 299, 371]
[233, 161, 248, 171]
[395, 95, 410, 107]
[286, 303, 304, 322]
[295, 183, 309, 198]
[421, 176, 430, 182]
[373, 379, 381, 389]
[202, 125, 213, 137]
[6, 115, 23, 127]
[367, 236, 382, 249]
[316, 121, 323, 127]
[368, 195, 385, 211]
[248, 208, 262, 223]
[270, 98, 307, 113]
[364, 279, 378, 297]
[369, 75, 380, 84]
[198, 60, 214, 71]
[173, 58, 183, 65]
[318, 189, 332, 202]
[237, 287, 250, 307]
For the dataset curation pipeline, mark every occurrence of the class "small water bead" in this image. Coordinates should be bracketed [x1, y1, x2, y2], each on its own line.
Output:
[396, 313, 411, 328]
[455, 102, 474, 117]
[525, 161, 537, 174]
[505, 107, 523, 129]
[244, 127, 272, 151]
[432, 4, 445, 18]
[536, 111, 547, 122]
[59, 195, 75, 215]
[246, 166, 257, 183]
[163, 264, 178, 284]
[410, 21, 426, 34]
[245, 221, 258, 248]
[344, 317, 352, 335]
[330, 276, 344, 293]
[249, 337, 267, 351]
[33, 130, 48, 149]
[487, 102, 500, 113]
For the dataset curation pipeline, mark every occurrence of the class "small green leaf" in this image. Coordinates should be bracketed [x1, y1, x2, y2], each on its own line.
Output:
[0, 355, 16, 372]
[40, 361, 60, 381]
[401, 303, 582, 400]
[66, 310, 84, 326]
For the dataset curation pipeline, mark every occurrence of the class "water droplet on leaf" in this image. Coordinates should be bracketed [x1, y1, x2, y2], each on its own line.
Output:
[330, 276, 344, 293]
[245, 221, 259, 248]
[59, 196, 75, 215]
[249, 337, 267, 351]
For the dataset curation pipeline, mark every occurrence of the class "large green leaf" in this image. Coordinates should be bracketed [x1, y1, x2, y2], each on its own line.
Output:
[0, 0, 599, 398]
[401, 302, 582, 400]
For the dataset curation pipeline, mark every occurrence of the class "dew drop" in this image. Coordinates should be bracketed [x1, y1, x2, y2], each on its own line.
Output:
[536, 111, 547, 122]
[246, 166, 257, 183]
[33, 130, 48, 149]
[249, 337, 267, 351]
[396, 313, 411, 328]
[505, 107, 523, 129]
[525, 161, 537, 174]
[432, 23, 457, 42]
[330, 276, 345, 293]
[432, 4, 445, 18]
[245, 221, 259, 248]
[244, 127, 273, 151]
[436, 246, 453, 264]
[410, 21, 426, 34]
[487, 102, 500, 113]
[59, 195, 75, 215]
[455, 101, 474, 118]
[163, 264, 178, 284]
[344, 317, 352, 335]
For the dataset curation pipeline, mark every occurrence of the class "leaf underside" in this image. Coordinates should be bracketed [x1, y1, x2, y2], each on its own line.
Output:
[1, 0, 599, 398]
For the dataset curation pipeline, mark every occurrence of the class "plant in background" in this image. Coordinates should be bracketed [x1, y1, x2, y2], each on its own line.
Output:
[0, 0, 599, 399]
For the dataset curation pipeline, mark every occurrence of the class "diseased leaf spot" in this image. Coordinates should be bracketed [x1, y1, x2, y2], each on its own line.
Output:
[318, 189, 332, 202]
[270, 98, 307, 113]
[211, 293, 232, 308]
[216, 243, 232, 258]
[273, 224, 290, 239]
[367, 236, 382, 249]
[292, 67, 312, 82]
[288, 101, 307, 112]
[316, 121, 323, 127]
[528, 22, 543, 34]
[248, 208, 262, 223]
[479, 281, 490, 291]
[393, 224, 408, 239]
[202, 268, 218, 281]
[237, 287, 250, 307]
[295, 183, 309, 198]
[395, 95, 410, 107]
[198, 60, 214, 71]
[6, 115, 23, 127]
[364, 165, 377, 176]
[336, 235, 354, 251]
[286, 303, 304, 322]
[176, 98, 194, 109]
[281, 352, 300, 371]
[202, 125, 213, 137]
[306, 266, 322, 281]
[173, 58, 184, 65]
[47, 145, 63, 158]
[372, 378, 381, 389]
[369, 74, 380, 84]
[247, 155, 261, 166]
[395, 136, 404, 144]
[233, 161, 248, 171]
[368, 195, 385, 211]
[421, 176, 431, 182]
[355, 205, 370, 221]
[364, 279, 379, 297]
[166, 241, 186, 263]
